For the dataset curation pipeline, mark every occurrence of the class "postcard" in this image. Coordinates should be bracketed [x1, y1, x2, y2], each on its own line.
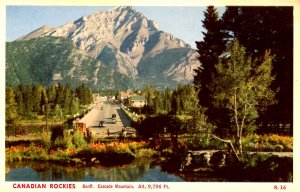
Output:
[1, 0, 299, 192]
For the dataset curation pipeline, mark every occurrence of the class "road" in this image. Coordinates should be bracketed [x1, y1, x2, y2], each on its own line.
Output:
[80, 102, 135, 138]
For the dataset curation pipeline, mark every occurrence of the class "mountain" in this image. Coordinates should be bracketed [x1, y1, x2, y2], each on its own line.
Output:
[6, 37, 134, 89]
[8, 6, 200, 89]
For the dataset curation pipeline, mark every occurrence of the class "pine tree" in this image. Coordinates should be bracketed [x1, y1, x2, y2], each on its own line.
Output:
[75, 84, 93, 106]
[63, 83, 72, 113]
[47, 84, 57, 106]
[14, 85, 26, 118]
[52, 104, 62, 119]
[55, 82, 65, 107]
[154, 92, 164, 114]
[31, 84, 43, 114]
[40, 89, 48, 115]
[6, 86, 18, 124]
[194, 6, 227, 132]
[69, 97, 80, 116]
[23, 85, 34, 118]
[143, 85, 156, 113]
[222, 6, 293, 132]
[164, 88, 172, 113]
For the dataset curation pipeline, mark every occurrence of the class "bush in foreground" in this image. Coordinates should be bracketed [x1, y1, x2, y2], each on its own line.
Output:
[5, 141, 156, 165]
[242, 134, 293, 152]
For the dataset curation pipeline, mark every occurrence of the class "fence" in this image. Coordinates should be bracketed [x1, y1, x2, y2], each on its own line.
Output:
[256, 123, 292, 136]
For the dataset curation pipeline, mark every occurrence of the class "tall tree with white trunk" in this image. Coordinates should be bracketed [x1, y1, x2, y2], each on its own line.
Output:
[211, 39, 276, 155]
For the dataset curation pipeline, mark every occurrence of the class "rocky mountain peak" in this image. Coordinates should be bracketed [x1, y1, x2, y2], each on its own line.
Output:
[13, 6, 200, 89]
[112, 6, 135, 13]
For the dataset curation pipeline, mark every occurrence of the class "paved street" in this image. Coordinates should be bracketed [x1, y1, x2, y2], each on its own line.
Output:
[79, 102, 135, 138]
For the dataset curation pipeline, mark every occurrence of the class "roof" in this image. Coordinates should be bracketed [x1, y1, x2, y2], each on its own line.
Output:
[130, 95, 146, 101]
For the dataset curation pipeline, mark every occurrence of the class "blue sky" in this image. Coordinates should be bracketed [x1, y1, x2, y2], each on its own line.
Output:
[6, 6, 225, 48]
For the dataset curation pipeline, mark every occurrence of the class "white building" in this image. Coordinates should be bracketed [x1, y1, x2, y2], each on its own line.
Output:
[129, 95, 147, 108]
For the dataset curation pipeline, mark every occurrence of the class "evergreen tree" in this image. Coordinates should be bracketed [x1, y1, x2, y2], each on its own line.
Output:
[170, 85, 199, 115]
[55, 82, 65, 107]
[40, 89, 48, 115]
[52, 104, 62, 119]
[75, 84, 93, 106]
[6, 86, 18, 124]
[47, 84, 57, 106]
[69, 97, 80, 115]
[211, 39, 276, 154]
[23, 85, 34, 118]
[63, 83, 72, 113]
[31, 84, 43, 114]
[222, 6, 293, 131]
[154, 92, 164, 114]
[180, 85, 199, 115]
[171, 92, 181, 115]
[193, 6, 227, 132]
[14, 85, 26, 118]
[143, 85, 155, 108]
[164, 88, 172, 113]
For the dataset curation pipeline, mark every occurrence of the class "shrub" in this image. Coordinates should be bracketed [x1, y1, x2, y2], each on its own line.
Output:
[40, 131, 51, 149]
[242, 134, 293, 152]
[73, 130, 86, 148]
[6, 144, 48, 161]
[135, 148, 157, 158]
[242, 153, 270, 167]
[108, 142, 132, 154]
[128, 141, 147, 151]
[64, 134, 74, 149]
[53, 137, 65, 149]
[52, 133, 74, 149]
[50, 126, 64, 144]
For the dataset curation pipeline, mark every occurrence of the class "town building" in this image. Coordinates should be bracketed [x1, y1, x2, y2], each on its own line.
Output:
[129, 95, 147, 108]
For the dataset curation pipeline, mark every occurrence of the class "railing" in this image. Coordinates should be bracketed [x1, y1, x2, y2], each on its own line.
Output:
[256, 123, 292, 136]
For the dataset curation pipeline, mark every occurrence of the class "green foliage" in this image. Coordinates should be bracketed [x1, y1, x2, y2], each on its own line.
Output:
[242, 134, 293, 152]
[135, 148, 157, 158]
[6, 86, 18, 124]
[194, 6, 227, 133]
[138, 48, 190, 78]
[63, 134, 74, 149]
[137, 115, 185, 139]
[171, 84, 199, 115]
[52, 104, 62, 119]
[31, 84, 43, 113]
[181, 136, 227, 150]
[6, 37, 74, 86]
[75, 84, 93, 106]
[72, 130, 87, 148]
[40, 131, 51, 149]
[222, 7, 293, 127]
[69, 98, 80, 116]
[51, 126, 64, 144]
[7, 83, 92, 121]
[141, 84, 198, 116]
[53, 134, 74, 149]
[242, 153, 270, 168]
[53, 137, 66, 149]
[142, 85, 156, 110]
[6, 36, 133, 90]
[211, 39, 276, 137]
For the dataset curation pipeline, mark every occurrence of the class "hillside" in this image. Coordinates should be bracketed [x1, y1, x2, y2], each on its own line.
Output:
[6, 36, 133, 89]
[8, 6, 200, 89]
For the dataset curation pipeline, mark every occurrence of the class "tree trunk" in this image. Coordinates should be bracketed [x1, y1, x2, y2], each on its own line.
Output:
[237, 136, 242, 155]
[209, 131, 240, 161]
